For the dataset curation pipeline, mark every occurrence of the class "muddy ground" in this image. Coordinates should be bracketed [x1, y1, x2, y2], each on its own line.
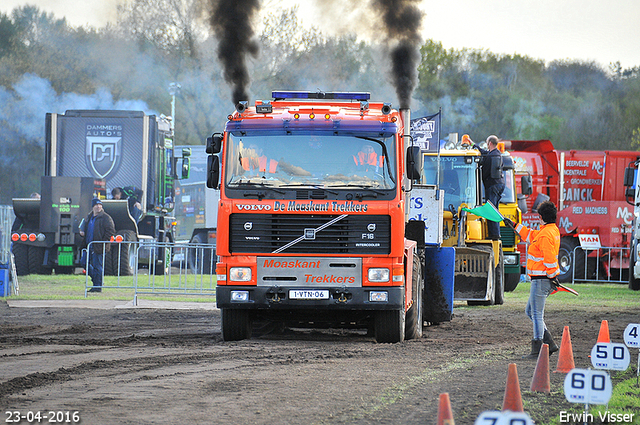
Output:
[0, 296, 637, 425]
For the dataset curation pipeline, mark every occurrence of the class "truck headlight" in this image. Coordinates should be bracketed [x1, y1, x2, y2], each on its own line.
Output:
[231, 290, 250, 302]
[229, 267, 251, 281]
[369, 291, 388, 302]
[368, 268, 389, 282]
[504, 254, 519, 265]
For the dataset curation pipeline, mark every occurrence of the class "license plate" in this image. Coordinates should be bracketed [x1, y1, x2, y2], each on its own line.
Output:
[289, 290, 329, 300]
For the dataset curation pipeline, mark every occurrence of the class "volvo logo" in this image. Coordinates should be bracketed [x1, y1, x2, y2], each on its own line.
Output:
[367, 223, 377, 232]
[244, 222, 253, 231]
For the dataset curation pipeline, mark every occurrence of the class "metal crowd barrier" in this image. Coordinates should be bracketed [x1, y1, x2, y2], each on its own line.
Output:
[84, 240, 217, 304]
[0, 205, 17, 296]
[571, 245, 630, 284]
[0, 205, 15, 265]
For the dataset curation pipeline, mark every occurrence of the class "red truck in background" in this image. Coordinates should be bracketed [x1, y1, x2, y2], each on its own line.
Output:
[507, 140, 638, 283]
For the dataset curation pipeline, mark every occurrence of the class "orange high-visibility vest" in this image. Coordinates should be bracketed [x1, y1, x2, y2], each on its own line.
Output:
[353, 152, 384, 170]
[242, 155, 278, 174]
[516, 222, 560, 278]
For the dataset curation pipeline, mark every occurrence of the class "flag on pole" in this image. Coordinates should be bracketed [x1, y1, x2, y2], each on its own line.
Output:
[462, 201, 504, 222]
[410, 110, 441, 152]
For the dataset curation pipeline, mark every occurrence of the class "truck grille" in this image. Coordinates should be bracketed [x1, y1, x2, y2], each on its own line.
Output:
[500, 226, 516, 247]
[229, 214, 391, 254]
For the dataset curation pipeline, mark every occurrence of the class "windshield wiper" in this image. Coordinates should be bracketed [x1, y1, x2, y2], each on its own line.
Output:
[279, 183, 338, 195]
[325, 184, 387, 198]
[355, 136, 396, 184]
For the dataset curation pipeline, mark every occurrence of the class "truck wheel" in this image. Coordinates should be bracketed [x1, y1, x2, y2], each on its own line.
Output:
[494, 250, 505, 305]
[154, 247, 170, 276]
[12, 243, 29, 276]
[221, 308, 252, 341]
[504, 273, 520, 292]
[188, 233, 215, 274]
[107, 230, 137, 276]
[405, 254, 423, 340]
[558, 238, 595, 282]
[28, 246, 51, 275]
[375, 308, 406, 343]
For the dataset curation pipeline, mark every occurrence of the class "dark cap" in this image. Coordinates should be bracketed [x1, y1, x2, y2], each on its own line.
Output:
[92, 198, 102, 207]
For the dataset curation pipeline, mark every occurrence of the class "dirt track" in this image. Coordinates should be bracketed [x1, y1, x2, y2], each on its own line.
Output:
[0, 298, 637, 425]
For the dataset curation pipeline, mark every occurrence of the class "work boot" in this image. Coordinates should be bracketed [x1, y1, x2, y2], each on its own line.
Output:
[543, 329, 559, 355]
[88, 286, 102, 293]
[522, 339, 543, 360]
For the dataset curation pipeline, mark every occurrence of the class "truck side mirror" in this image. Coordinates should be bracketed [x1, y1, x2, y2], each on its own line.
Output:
[207, 155, 220, 189]
[182, 147, 192, 158]
[206, 133, 223, 154]
[181, 157, 190, 179]
[623, 166, 635, 187]
[521, 175, 532, 196]
[406, 146, 422, 181]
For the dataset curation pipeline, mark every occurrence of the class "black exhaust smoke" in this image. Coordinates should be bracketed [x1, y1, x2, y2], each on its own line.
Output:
[371, 0, 424, 109]
[209, 0, 260, 105]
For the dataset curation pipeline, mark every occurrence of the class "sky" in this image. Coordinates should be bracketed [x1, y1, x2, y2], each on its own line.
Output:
[2, 0, 640, 70]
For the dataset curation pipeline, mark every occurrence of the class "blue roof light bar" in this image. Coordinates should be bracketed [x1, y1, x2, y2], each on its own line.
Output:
[272, 91, 371, 101]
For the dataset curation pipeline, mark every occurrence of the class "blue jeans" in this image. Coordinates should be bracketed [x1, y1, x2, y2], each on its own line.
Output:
[525, 278, 553, 339]
[88, 249, 104, 288]
[486, 183, 505, 238]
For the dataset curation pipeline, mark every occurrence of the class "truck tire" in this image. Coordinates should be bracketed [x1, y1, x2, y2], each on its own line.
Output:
[495, 250, 505, 305]
[12, 243, 29, 276]
[558, 237, 596, 282]
[375, 308, 406, 343]
[504, 273, 520, 292]
[106, 230, 137, 276]
[221, 308, 252, 341]
[153, 246, 170, 276]
[405, 254, 423, 340]
[28, 246, 51, 275]
[188, 233, 215, 274]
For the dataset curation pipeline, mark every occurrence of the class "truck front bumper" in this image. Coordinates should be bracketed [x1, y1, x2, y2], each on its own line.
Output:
[216, 285, 404, 310]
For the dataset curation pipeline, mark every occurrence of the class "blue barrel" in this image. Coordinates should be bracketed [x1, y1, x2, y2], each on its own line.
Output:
[423, 246, 455, 323]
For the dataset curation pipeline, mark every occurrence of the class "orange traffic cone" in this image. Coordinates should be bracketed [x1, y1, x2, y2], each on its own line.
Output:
[597, 320, 610, 343]
[502, 363, 524, 412]
[554, 326, 575, 373]
[437, 393, 455, 425]
[530, 343, 551, 393]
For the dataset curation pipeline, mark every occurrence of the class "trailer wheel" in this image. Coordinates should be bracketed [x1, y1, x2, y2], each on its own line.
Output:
[375, 308, 406, 343]
[405, 254, 423, 340]
[494, 249, 505, 305]
[12, 243, 29, 276]
[221, 308, 252, 341]
[28, 246, 51, 275]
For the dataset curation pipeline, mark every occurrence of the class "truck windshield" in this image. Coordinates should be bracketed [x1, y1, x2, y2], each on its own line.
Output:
[421, 155, 478, 209]
[224, 134, 396, 190]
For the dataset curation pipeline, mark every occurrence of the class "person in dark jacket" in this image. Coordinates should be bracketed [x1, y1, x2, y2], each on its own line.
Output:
[79, 198, 116, 292]
[475, 135, 505, 240]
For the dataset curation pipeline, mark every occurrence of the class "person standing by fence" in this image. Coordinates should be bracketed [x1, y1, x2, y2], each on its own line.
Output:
[79, 198, 115, 293]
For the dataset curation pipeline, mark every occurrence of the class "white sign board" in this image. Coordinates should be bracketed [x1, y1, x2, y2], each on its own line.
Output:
[474, 411, 534, 425]
[564, 369, 612, 405]
[590, 343, 631, 370]
[578, 234, 601, 249]
[624, 323, 640, 348]
[409, 186, 443, 245]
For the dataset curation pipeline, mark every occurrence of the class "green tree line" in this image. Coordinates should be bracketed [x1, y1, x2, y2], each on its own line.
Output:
[1, 2, 639, 202]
